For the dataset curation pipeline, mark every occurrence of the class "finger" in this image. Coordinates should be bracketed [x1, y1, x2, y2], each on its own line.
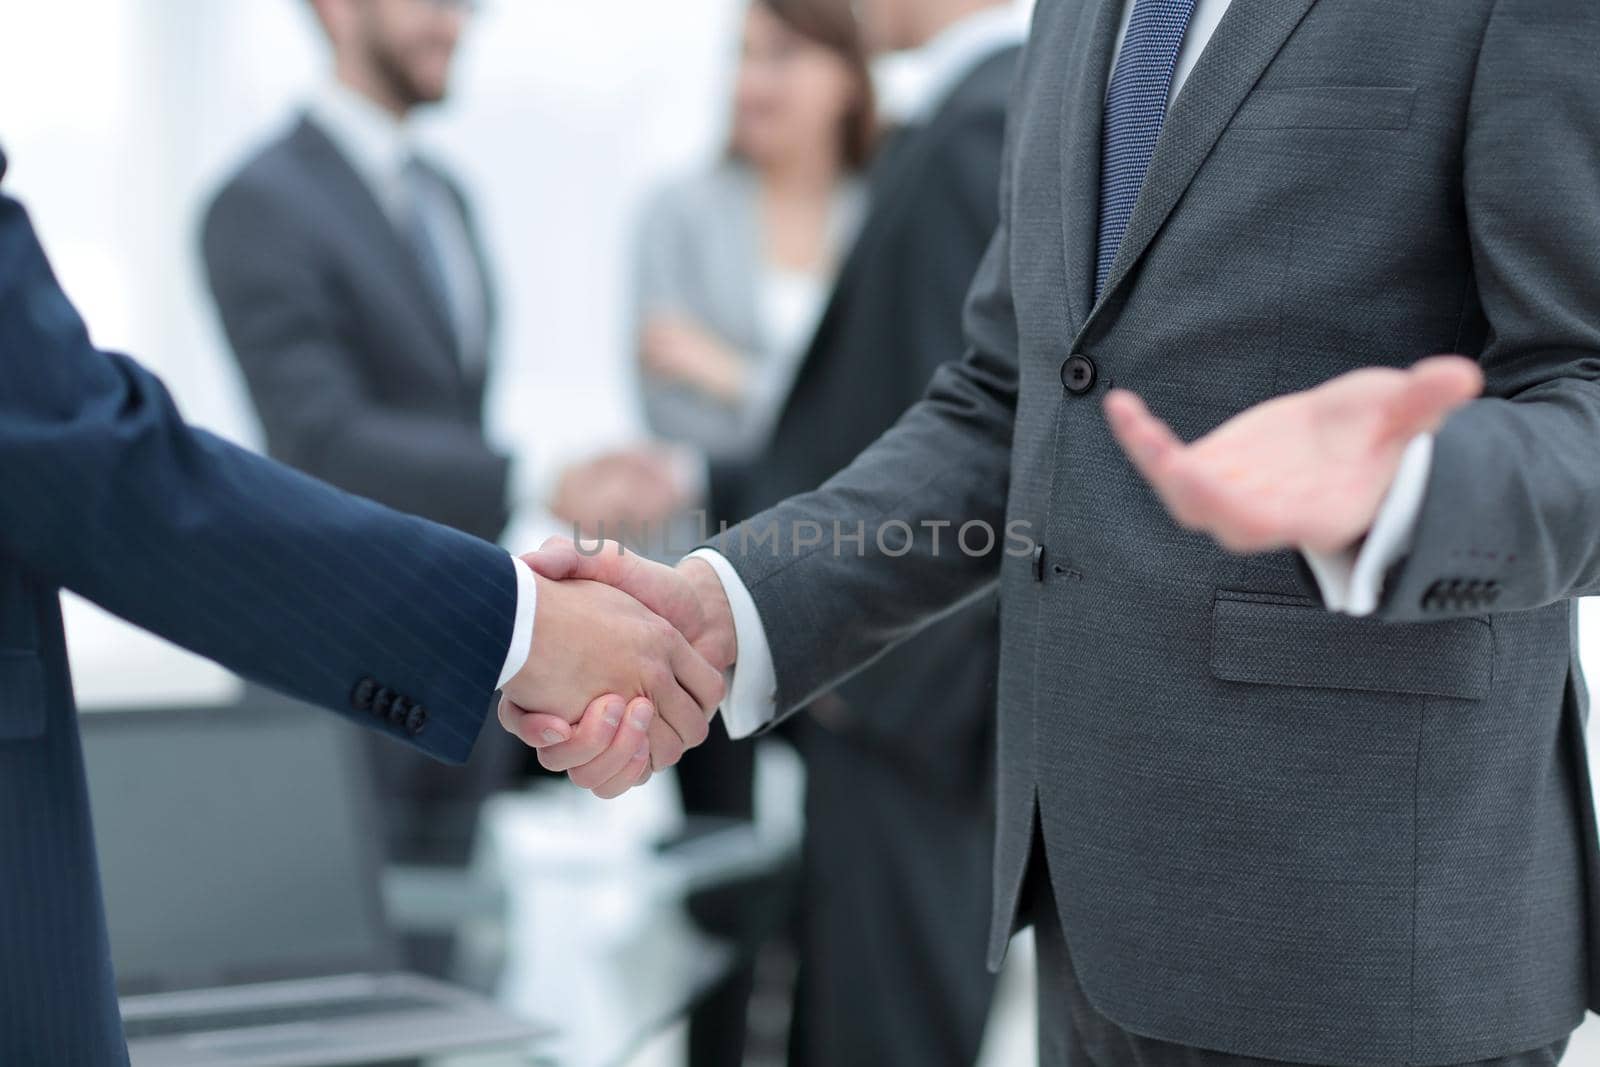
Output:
[538, 695, 627, 774]
[591, 714, 656, 799]
[497, 695, 522, 737]
[668, 637, 727, 717]
[648, 675, 708, 767]
[1162, 455, 1243, 535]
[646, 717, 685, 772]
[570, 698, 656, 791]
[1104, 390, 1186, 488]
[522, 536, 581, 579]
[498, 696, 574, 748]
[1385, 356, 1484, 440]
[522, 537, 632, 586]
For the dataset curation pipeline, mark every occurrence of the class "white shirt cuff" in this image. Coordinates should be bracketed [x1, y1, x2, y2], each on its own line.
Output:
[496, 555, 539, 690]
[685, 548, 778, 738]
[1302, 433, 1434, 617]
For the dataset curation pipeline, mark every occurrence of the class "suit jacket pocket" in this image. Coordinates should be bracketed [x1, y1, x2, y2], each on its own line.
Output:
[1233, 86, 1416, 131]
[0, 651, 48, 740]
[1210, 591, 1491, 701]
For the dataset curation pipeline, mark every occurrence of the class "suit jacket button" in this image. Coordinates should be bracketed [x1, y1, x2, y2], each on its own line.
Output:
[373, 688, 397, 716]
[1060, 354, 1097, 396]
[387, 699, 410, 725]
[405, 706, 428, 735]
[352, 678, 379, 712]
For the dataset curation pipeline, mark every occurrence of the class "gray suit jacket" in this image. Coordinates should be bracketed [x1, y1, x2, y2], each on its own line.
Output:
[711, 1, 1600, 1063]
[202, 116, 510, 544]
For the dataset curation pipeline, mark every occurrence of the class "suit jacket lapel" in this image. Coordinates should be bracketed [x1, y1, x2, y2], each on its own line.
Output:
[1058, 0, 1128, 334]
[291, 117, 461, 364]
[1079, 0, 1322, 337]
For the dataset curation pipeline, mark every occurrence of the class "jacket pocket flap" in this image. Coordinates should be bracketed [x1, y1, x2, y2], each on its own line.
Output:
[1211, 592, 1491, 701]
[1234, 86, 1416, 130]
[0, 651, 48, 740]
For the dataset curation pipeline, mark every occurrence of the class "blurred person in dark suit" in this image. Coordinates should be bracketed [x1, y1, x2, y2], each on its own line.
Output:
[706, 1, 1024, 1063]
[630, 2, 873, 1062]
[201, 0, 684, 889]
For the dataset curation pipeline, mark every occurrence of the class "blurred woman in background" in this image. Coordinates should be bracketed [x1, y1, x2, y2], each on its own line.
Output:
[634, 0, 872, 467]
[630, 2, 875, 1064]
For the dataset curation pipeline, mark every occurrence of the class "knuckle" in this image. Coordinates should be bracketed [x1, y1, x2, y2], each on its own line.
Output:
[654, 737, 685, 770]
[645, 664, 675, 695]
[648, 616, 678, 648]
[684, 713, 710, 748]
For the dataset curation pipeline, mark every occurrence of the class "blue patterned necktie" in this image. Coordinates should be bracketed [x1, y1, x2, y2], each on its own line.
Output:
[1096, 0, 1198, 299]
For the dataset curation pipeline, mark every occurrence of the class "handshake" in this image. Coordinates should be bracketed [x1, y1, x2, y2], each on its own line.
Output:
[495, 539, 738, 798]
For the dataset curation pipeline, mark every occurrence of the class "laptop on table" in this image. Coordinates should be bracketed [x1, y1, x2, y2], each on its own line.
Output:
[82, 695, 549, 1067]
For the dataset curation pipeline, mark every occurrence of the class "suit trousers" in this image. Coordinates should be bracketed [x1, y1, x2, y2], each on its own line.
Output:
[1024, 832, 1572, 1067]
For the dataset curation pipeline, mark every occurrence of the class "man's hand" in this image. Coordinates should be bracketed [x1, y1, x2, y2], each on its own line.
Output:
[508, 538, 738, 794]
[499, 693, 659, 798]
[549, 447, 690, 538]
[499, 573, 724, 770]
[525, 538, 736, 671]
[1104, 356, 1483, 556]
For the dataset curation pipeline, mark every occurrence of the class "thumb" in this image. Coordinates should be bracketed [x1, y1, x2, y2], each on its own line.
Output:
[522, 535, 580, 579]
[522, 536, 627, 582]
[1386, 355, 1484, 440]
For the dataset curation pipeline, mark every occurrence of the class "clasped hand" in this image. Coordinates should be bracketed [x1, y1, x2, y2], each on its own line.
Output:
[497, 539, 736, 798]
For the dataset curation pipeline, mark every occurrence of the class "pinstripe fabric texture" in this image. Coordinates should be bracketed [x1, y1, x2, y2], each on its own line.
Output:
[0, 164, 515, 1065]
[712, 0, 1600, 1062]
[1096, 0, 1196, 297]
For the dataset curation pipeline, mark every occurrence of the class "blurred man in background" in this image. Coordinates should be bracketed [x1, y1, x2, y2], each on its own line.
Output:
[200, 0, 682, 939]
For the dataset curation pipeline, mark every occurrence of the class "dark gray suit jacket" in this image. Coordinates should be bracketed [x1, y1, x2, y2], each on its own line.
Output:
[202, 116, 509, 544]
[710, 1, 1600, 1063]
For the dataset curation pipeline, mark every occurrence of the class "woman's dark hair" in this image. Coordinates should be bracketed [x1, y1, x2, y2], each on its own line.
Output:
[740, 0, 878, 171]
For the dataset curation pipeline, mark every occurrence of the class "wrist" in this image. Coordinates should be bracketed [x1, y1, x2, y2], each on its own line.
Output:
[678, 556, 737, 671]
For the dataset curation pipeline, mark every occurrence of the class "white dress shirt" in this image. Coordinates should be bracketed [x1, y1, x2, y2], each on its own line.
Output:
[694, 0, 1436, 738]
[310, 81, 538, 690]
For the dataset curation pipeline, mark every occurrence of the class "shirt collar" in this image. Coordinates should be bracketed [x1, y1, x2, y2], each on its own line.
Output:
[876, 6, 1029, 125]
[308, 80, 415, 217]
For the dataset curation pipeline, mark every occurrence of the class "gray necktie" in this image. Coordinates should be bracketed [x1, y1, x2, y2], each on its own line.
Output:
[400, 158, 484, 370]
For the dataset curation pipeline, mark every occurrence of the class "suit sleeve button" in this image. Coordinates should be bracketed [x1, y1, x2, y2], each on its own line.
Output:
[405, 706, 428, 735]
[352, 678, 379, 712]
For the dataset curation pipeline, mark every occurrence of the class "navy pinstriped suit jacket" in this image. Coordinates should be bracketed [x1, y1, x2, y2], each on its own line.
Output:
[0, 148, 516, 1065]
